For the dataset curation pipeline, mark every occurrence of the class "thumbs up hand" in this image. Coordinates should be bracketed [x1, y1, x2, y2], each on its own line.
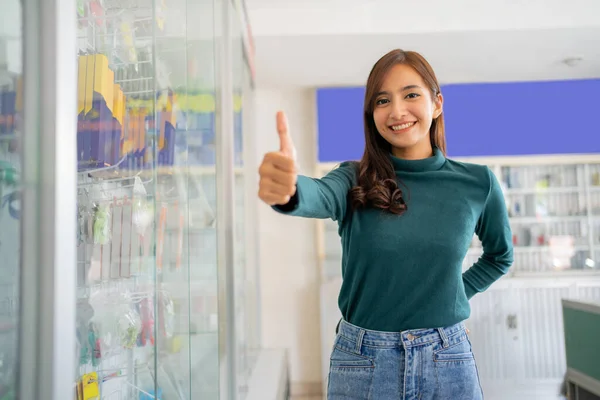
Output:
[258, 111, 298, 206]
[276, 110, 297, 161]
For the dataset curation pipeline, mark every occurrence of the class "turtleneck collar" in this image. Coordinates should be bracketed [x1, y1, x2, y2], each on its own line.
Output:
[390, 147, 446, 172]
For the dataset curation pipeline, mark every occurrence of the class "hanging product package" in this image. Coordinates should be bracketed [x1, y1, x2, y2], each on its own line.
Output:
[118, 11, 138, 67]
[0, 160, 18, 213]
[77, 200, 95, 245]
[87, 322, 101, 367]
[158, 291, 175, 340]
[116, 299, 142, 349]
[89, 184, 112, 245]
[88, 290, 121, 362]
[77, 205, 85, 245]
[76, 299, 95, 365]
[79, 372, 100, 400]
[137, 296, 155, 347]
[131, 176, 153, 236]
[92, 203, 111, 245]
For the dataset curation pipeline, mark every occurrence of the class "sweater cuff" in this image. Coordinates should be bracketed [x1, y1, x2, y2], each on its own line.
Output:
[273, 187, 299, 213]
[463, 280, 477, 300]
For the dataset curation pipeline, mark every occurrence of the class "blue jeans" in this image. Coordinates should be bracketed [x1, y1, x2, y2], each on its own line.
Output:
[327, 319, 484, 399]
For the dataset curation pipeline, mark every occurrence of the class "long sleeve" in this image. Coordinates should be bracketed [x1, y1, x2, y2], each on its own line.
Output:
[273, 161, 356, 222]
[462, 168, 514, 299]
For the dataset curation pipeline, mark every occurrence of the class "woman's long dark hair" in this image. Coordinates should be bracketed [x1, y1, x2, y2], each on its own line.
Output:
[349, 49, 446, 215]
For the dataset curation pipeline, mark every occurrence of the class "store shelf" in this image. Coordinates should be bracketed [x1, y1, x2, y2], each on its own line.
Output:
[504, 186, 584, 195]
[509, 215, 589, 224]
[86, 165, 244, 180]
[467, 245, 592, 255]
[514, 270, 600, 279]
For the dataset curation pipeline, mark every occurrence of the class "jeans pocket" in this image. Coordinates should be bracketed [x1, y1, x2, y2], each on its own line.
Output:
[433, 339, 483, 399]
[327, 346, 374, 400]
[434, 359, 483, 400]
[434, 350, 475, 363]
[433, 337, 475, 363]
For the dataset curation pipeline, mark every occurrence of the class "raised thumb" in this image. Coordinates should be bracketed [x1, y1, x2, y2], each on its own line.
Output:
[276, 111, 296, 160]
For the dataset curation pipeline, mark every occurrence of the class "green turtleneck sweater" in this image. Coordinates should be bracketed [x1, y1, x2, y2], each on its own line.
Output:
[274, 148, 513, 332]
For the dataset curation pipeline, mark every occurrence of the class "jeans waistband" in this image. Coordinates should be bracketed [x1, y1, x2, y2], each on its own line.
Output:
[337, 319, 467, 349]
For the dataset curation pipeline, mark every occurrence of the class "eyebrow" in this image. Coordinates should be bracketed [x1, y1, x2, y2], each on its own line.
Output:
[377, 85, 422, 96]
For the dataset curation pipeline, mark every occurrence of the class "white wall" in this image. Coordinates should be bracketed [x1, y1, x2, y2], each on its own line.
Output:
[254, 88, 323, 389]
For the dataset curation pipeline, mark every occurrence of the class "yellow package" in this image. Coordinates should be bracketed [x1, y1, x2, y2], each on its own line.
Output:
[81, 372, 100, 400]
[170, 335, 183, 353]
[77, 56, 87, 116]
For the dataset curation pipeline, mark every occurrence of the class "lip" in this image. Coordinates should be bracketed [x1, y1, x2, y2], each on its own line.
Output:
[389, 121, 417, 133]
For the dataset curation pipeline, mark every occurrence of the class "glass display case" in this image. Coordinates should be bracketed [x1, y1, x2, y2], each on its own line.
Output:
[72, 0, 211, 395]
[0, 0, 258, 398]
[71, 0, 259, 398]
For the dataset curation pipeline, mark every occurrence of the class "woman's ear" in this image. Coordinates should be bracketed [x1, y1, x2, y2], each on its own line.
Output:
[433, 93, 444, 119]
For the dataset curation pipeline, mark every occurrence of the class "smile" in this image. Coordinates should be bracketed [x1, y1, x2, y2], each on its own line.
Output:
[390, 122, 416, 131]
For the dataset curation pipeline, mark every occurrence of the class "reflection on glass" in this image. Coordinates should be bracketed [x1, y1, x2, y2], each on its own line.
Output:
[232, 5, 259, 397]
[73, 0, 218, 398]
[153, 0, 193, 398]
[0, 1, 21, 399]
[184, 1, 220, 398]
[232, 10, 247, 398]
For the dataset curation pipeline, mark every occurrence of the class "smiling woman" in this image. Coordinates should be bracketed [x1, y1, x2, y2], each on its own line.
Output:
[258, 48, 514, 399]
[350, 49, 445, 216]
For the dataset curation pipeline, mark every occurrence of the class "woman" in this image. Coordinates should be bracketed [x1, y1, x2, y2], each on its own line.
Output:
[258, 49, 513, 399]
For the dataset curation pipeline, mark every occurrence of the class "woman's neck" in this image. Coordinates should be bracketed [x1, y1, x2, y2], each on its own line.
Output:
[391, 143, 434, 160]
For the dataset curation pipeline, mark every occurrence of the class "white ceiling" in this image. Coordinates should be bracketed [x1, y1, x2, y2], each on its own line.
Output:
[245, 0, 600, 87]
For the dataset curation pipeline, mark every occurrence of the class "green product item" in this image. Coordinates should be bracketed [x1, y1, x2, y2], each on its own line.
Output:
[76, 0, 85, 16]
[0, 162, 17, 186]
[118, 308, 141, 349]
[89, 323, 100, 367]
[0, 162, 18, 209]
[92, 204, 111, 245]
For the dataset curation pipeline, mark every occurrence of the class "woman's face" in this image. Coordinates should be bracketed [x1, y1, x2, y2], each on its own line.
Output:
[372, 64, 443, 159]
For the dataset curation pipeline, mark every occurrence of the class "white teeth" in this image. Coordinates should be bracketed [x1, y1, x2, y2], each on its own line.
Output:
[391, 122, 415, 131]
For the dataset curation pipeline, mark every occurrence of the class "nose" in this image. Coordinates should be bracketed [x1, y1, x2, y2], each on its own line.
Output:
[389, 99, 408, 120]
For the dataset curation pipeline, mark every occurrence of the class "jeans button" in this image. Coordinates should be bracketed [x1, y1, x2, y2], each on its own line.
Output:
[407, 333, 416, 341]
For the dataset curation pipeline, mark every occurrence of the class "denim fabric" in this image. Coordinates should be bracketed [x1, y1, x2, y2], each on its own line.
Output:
[327, 319, 484, 399]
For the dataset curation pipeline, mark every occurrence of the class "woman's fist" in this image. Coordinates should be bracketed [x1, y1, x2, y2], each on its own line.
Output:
[258, 111, 298, 206]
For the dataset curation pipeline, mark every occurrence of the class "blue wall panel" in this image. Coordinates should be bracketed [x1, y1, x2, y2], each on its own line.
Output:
[317, 80, 600, 162]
